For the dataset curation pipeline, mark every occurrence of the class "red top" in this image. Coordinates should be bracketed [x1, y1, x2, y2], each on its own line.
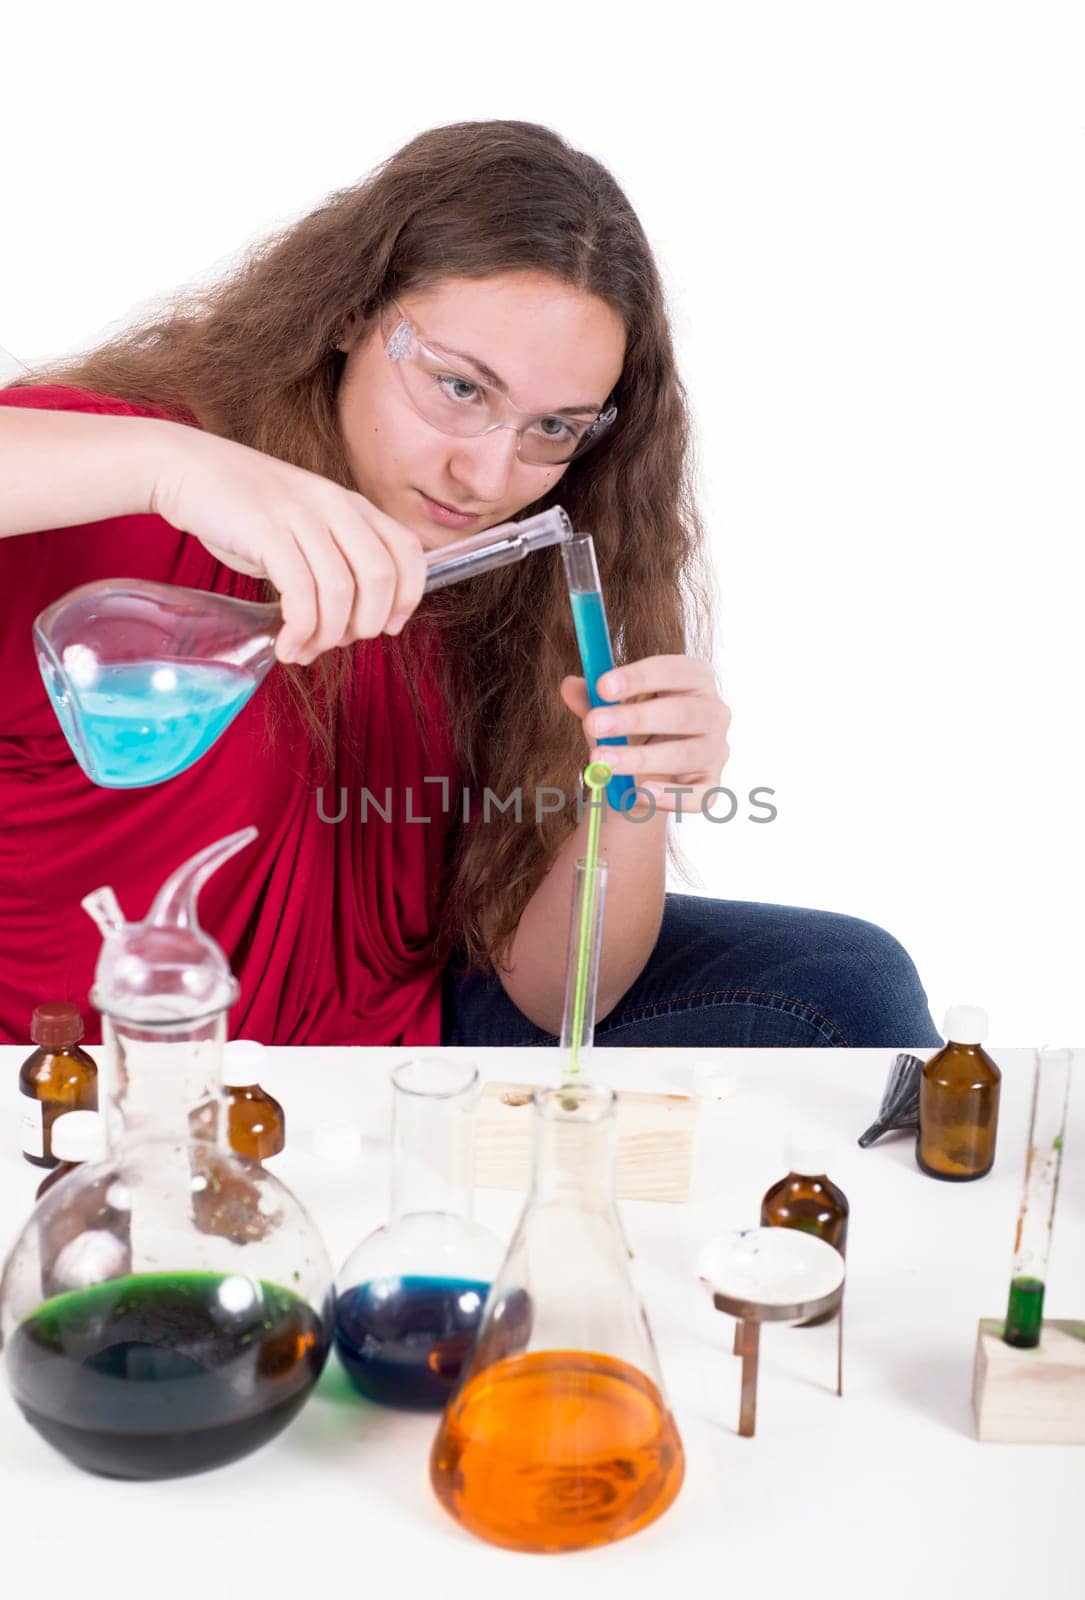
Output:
[0, 385, 460, 1046]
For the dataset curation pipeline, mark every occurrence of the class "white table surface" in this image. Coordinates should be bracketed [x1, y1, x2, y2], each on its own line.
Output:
[2, 1045, 1082, 1598]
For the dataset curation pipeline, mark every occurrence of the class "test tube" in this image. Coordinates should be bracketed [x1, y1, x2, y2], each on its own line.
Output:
[560, 857, 609, 1078]
[561, 535, 637, 814]
[1002, 1047, 1073, 1348]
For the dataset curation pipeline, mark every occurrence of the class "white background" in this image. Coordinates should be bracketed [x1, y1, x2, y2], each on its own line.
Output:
[2, 1, 1082, 1042]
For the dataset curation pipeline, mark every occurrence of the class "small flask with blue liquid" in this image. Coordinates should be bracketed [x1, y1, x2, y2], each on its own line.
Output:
[333, 1056, 502, 1410]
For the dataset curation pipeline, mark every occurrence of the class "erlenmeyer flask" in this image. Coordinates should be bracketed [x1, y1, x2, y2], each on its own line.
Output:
[334, 1057, 502, 1410]
[32, 507, 571, 788]
[430, 1082, 684, 1553]
[0, 829, 334, 1479]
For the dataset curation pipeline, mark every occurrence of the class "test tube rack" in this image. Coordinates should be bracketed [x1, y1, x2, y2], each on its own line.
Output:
[972, 1318, 1085, 1443]
[474, 1081, 697, 1203]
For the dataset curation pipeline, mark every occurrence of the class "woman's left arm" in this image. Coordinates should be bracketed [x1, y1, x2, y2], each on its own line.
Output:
[497, 657, 732, 1035]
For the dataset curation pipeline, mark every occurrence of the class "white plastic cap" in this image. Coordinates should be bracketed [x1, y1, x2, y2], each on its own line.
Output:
[222, 1038, 266, 1088]
[784, 1141, 830, 1178]
[943, 1005, 988, 1045]
[50, 1110, 106, 1163]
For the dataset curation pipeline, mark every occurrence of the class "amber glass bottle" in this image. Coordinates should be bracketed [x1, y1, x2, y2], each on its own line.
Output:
[917, 1006, 1001, 1181]
[760, 1146, 849, 1326]
[222, 1040, 285, 1162]
[18, 1003, 98, 1169]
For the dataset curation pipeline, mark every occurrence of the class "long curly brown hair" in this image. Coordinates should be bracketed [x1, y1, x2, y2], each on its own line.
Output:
[9, 119, 714, 977]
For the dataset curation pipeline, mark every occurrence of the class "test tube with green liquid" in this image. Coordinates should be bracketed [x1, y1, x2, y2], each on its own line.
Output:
[1003, 1047, 1073, 1348]
[559, 763, 611, 1084]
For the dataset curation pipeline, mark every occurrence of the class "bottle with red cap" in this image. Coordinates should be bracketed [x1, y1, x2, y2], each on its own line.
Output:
[17, 1003, 98, 1169]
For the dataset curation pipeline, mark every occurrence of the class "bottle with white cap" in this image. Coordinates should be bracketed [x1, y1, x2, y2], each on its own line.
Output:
[34, 1110, 107, 1201]
[760, 1141, 849, 1327]
[222, 1039, 285, 1162]
[33, 1109, 133, 1301]
[917, 1005, 1001, 1181]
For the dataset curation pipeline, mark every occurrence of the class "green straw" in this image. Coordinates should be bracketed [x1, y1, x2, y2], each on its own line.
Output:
[566, 760, 612, 1082]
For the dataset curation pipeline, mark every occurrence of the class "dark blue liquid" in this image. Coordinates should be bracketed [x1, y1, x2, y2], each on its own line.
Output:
[46, 660, 256, 788]
[7, 1272, 330, 1479]
[568, 590, 637, 812]
[334, 1276, 490, 1410]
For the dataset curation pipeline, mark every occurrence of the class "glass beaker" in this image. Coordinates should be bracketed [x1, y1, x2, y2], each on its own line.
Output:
[334, 1057, 502, 1410]
[32, 507, 571, 788]
[430, 1082, 685, 1553]
[0, 829, 334, 1480]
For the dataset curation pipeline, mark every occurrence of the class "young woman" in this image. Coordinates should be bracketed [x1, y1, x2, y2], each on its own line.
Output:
[0, 120, 939, 1049]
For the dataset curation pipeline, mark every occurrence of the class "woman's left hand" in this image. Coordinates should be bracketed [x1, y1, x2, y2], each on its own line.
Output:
[559, 655, 732, 814]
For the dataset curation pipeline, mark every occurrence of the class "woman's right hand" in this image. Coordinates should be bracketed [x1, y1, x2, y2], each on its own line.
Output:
[149, 425, 429, 664]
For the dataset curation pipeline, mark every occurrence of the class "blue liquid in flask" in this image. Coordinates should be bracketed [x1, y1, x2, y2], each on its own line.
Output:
[48, 661, 257, 788]
[334, 1275, 491, 1410]
[568, 590, 637, 812]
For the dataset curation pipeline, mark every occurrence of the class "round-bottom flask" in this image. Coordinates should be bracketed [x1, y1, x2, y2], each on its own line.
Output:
[430, 1083, 685, 1553]
[0, 831, 334, 1479]
[334, 1057, 502, 1410]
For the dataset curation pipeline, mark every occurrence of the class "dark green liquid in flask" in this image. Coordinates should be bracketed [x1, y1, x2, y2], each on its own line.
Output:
[6, 1270, 330, 1479]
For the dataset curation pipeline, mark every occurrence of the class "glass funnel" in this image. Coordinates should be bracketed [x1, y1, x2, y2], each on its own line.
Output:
[430, 1082, 685, 1554]
[0, 829, 334, 1480]
[32, 506, 571, 788]
[334, 1056, 502, 1410]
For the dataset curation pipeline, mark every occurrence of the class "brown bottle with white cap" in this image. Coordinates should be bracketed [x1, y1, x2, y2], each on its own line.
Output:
[222, 1039, 285, 1162]
[18, 1003, 98, 1169]
[917, 1005, 1001, 1180]
[35, 1109, 108, 1200]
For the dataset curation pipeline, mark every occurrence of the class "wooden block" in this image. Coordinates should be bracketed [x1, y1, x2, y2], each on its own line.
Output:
[474, 1081, 697, 1203]
[972, 1318, 1085, 1443]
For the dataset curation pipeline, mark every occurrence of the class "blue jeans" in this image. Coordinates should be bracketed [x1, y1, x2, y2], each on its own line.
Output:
[441, 894, 942, 1049]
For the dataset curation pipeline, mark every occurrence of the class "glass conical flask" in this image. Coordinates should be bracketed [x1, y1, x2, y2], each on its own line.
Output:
[32, 507, 571, 788]
[334, 1057, 502, 1411]
[430, 1082, 685, 1553]
[0, 828, 334, 1480]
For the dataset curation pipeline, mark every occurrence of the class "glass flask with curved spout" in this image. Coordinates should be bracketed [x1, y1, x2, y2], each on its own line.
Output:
[430, 1082, 685, 1553]
[32, 508, 571, 788]
[334, 1056, 502, 1410]
[0, 829, 334, 1479]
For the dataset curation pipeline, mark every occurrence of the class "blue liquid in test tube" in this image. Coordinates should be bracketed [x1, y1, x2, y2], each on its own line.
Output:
[563, 537, 637, 813]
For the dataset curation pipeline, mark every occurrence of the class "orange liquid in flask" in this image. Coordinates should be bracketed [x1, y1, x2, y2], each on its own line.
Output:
[430, 1348, 684, 1553]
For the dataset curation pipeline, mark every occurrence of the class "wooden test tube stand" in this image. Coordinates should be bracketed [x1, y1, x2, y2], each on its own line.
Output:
[972, 1318, 1085, 1444]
